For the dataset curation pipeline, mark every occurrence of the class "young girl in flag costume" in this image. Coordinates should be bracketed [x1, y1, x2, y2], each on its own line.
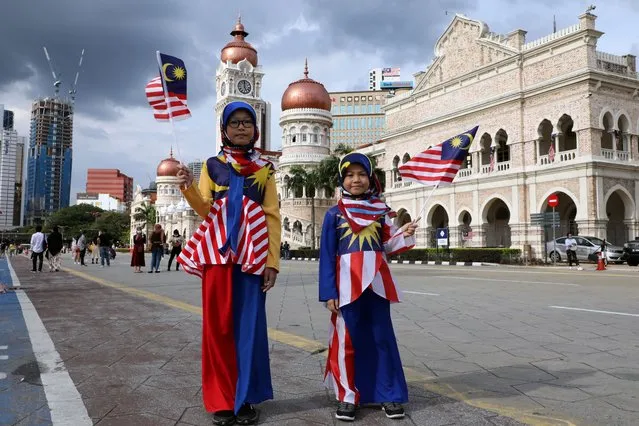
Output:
[319, 153, 418, 422]
[176, 101, 280, 426]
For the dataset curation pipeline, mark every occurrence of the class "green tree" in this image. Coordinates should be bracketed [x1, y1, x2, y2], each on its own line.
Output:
[46, 204, 104, 242]
[94, 211, 131, 246]
[332, 143, 353, 157]
[133, 202, 157, 238]
[286, 166, 326, 249]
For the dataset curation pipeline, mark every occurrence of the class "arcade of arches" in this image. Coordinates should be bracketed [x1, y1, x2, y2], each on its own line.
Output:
[402, 187, 638, 252]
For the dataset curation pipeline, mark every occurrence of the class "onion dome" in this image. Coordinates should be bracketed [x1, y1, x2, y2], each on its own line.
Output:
[158, 206, 167, 215]
[157, 148, 180, 177]
[167, 203, 176, 215]
[220, 16, 258, 67]
[281, 59, 331, 111]
[176, 199, 186, 212]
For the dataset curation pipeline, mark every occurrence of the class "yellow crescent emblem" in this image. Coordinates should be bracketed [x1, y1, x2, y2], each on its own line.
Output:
[162, 63, 174, 82]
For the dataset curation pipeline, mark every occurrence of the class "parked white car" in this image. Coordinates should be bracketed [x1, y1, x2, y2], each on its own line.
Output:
[545, 236, 624, 263]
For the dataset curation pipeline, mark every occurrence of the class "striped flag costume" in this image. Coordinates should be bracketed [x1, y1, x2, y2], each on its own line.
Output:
[320, 152, 416, 407]
[177, 102, 280, 416]
[398, 126, 478, 187]
[320, 207, 414, 405]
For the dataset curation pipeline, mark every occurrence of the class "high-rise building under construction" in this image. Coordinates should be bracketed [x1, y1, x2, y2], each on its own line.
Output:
[25, 97, 74, 225]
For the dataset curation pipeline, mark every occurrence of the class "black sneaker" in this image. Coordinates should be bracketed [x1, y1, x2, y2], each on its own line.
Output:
[212, 410, 235, 425]
[236, 404, 259, 425]
[335, 401, 356, 421]
[381, 402, 405, 419]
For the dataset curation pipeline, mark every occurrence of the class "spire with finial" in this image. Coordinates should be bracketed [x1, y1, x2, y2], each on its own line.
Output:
[169, 146, 173, 158]
[231, 13, 248, 38]
[304, 58, 309, 78]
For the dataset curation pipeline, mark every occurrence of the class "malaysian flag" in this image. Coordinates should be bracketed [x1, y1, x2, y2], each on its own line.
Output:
[548, 142, 556, 162]
[398, 126, 478, 186]
[145, 52, 191, 122]
[489, 146, 496, 172]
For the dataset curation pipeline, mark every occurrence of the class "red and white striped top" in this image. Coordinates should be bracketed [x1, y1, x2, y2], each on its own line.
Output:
[177, 196, 268, 277]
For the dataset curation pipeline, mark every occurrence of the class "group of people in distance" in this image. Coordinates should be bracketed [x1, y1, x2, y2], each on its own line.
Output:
[130, 225, 184, 273]
[28, 226, 115, 272]
[174, 101, 419, 425]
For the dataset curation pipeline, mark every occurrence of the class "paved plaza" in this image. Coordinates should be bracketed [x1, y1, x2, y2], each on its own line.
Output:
[1, 254, 638, 425]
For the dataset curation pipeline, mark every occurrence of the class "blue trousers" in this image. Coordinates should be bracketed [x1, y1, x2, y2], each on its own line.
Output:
[99, 247, 110, 266]
[340, 289, 408, 404]
[151, 247, 163, 271]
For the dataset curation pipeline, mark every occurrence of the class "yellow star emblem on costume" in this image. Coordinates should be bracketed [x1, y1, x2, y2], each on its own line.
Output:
[339, 221, 381, 249]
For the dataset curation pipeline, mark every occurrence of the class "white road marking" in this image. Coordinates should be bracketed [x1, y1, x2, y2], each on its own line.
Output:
[6, 256, 20, 287]
[0, 372, 6, 379]
[550, 306, 639, 317]
[404, 291, 440, 296]
[0, 355, 7, 360]
[447, 276, 580, 287]
[0, 345, 7, 350]
[8, 257, 92, 425]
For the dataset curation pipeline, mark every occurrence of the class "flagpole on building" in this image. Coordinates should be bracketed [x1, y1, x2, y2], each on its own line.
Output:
[156, 51, 183, 163]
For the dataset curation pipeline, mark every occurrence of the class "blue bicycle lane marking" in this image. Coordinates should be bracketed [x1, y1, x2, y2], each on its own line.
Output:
[0, 258, 53, 425]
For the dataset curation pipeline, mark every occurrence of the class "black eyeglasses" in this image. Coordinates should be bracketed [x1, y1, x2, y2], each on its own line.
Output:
[228, 119, 255, 128]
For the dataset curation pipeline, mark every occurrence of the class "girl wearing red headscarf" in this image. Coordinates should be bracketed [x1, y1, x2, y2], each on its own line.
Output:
[176, 101, 281, 425]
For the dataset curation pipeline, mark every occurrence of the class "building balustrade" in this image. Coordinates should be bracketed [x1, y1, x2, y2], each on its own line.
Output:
[458, 168, 473, 178]
[601, 148, 631, 161]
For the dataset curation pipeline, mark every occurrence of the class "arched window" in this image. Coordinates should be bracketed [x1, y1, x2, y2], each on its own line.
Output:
[402, 153, 411, 164]
[617, 114, 630, 152]
[393, 155, 401, 182]
[290, 127, 297, 143]
[495, 129, 509, 162]
[601, 112, 613, 150]
[313, 126, 320, 143]
[301, 126, 309, 143]
[557, 114, 577, 152]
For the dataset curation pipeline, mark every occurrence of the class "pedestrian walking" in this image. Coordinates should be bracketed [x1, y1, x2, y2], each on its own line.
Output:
[175, 101, 281, 425]
[97, 230, 112, 267]
[77, 230, 87, 266]
[167, 229, 183, 271]
[148, 224, 165, 273]
[46, 226, 64, 272]
[319, 153, 419, 422]
[283, 241, 290, 260]
[131, 227, 146, 273]
[564, 232, 582, 270]
[30, 225, 47, 273]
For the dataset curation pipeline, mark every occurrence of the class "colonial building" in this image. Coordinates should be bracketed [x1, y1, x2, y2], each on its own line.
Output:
[129, 150, 200, 244]
[215, 17, 271, 153]
[276, 61, 334, 248]
[356, 11, 639, 258]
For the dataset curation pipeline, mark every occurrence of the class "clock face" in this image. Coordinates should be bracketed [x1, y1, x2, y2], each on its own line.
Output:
[220, 81, 226, 96]
[237, 80, 252, 95]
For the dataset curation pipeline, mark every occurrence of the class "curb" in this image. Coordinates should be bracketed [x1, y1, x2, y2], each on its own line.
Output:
[285, 258, 486, 266]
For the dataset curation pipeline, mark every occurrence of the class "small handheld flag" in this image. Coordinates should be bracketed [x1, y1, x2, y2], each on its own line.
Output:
[399, 126, 478, 187]
[145, 52, 191, 122]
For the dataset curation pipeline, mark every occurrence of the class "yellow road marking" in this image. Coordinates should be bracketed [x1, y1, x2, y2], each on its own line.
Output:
[63, 267, 577, 426]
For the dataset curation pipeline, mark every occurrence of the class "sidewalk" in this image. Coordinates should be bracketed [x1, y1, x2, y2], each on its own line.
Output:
[5, 255, 526, 425]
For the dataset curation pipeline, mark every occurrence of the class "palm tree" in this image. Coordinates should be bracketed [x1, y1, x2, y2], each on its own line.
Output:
[286, 166, 324, 249]
[332, 143, 353, 157]
[133, 202, 156, 238]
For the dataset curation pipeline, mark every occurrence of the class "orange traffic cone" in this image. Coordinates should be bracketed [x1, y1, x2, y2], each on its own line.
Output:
[596, 252, 606, 271]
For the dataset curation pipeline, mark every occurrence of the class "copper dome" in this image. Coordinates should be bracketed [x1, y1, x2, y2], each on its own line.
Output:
[281, 60, 332, 111]
[157, 149, 180, 177]
[220, 17, 258, 67]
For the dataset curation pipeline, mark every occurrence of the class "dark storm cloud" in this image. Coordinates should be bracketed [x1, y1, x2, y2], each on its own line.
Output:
[298, 0, 480, 63]
[0, 0, 285, 120]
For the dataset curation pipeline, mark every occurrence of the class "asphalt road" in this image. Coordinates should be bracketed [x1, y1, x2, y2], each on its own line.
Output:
[62, 256, 639, 426]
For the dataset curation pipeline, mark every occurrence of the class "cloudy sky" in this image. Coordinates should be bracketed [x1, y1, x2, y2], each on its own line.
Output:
[1, 0, 637, 200]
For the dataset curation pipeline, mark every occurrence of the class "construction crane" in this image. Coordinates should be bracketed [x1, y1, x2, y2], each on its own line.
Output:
[69, 49, 85, 103]
[43, 46, 62, 97]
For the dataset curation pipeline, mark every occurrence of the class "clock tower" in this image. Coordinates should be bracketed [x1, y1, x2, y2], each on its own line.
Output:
[215, 17, 271, 153]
